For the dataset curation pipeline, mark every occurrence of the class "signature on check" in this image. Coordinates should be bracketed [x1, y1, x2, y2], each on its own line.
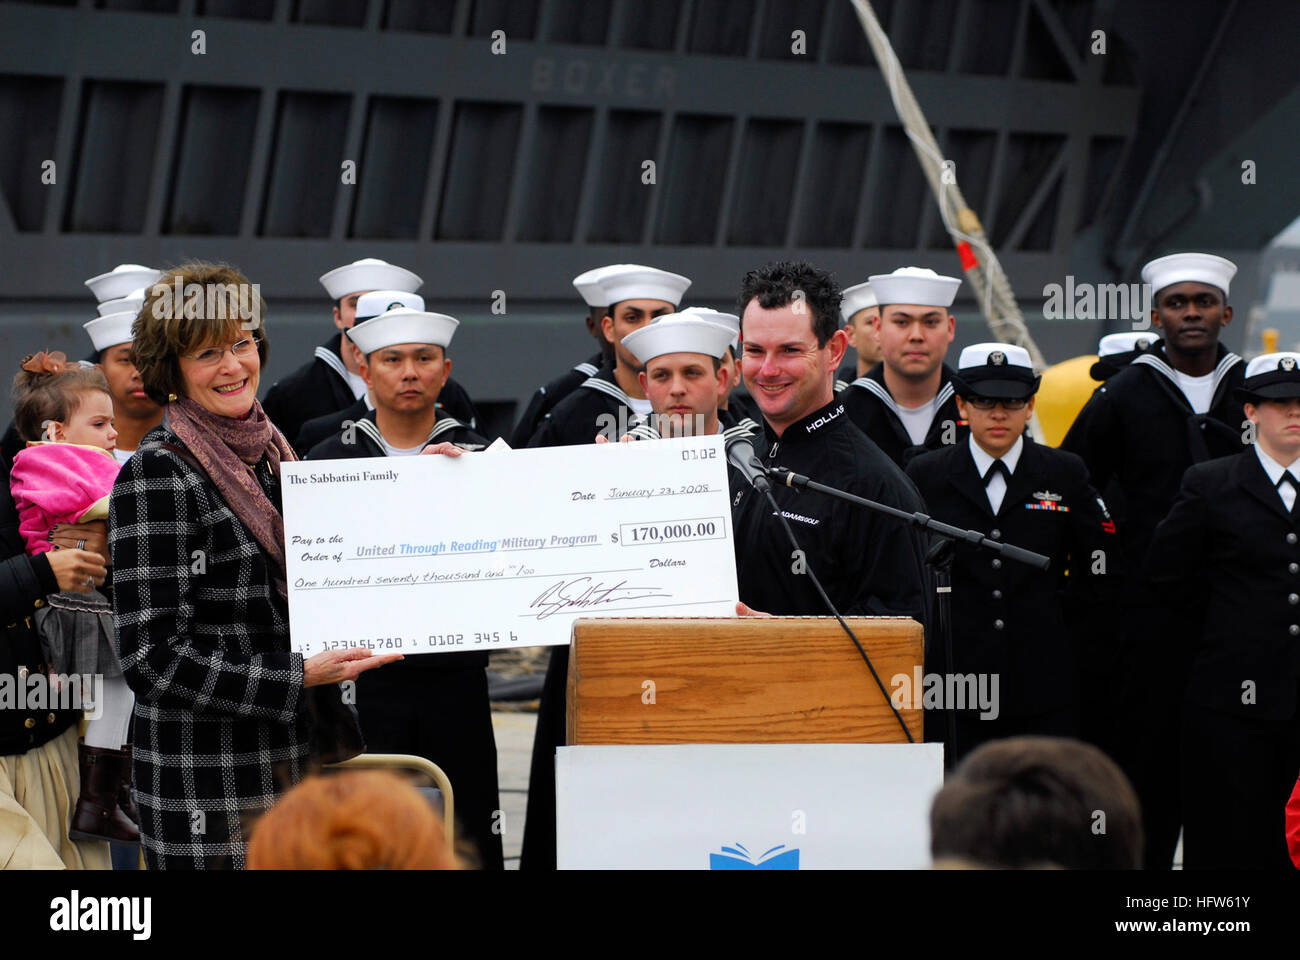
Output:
[528, 577, 672, 620]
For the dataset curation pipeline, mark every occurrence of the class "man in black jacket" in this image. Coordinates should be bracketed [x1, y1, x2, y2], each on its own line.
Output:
[730, 260, 931, 628]
[263, 258, 477, 453]
[509, 264, 621, 447]
[907, 343, 1120, 765]
[1147, 351, 1300, 869]
[840, 266, 966, 468]
[1062, 252, 1243, 869]
[305, 304, 501, 869]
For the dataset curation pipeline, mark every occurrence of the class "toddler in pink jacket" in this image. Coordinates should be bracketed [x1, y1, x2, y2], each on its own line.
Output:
[9, 352, 138, 844]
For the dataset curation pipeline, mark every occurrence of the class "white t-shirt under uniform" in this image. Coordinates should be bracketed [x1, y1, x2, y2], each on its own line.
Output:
[1173, 370, 1214, 414]
[896, 396, 941, 446]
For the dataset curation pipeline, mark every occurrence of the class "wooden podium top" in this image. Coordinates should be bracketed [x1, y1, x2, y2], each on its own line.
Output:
[566, 616, 924, 745]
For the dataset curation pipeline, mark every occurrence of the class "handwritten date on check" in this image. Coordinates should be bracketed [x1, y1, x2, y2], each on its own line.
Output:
[281, 435, 740, 656]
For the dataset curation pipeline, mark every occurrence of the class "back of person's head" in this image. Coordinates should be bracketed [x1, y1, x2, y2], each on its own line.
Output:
[12, 353, 111, 442]
[929, 736, 1143, 869]
[246, 770, 461, 870]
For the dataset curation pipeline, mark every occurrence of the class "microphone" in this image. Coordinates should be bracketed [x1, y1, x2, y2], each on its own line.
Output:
[724, 435, 771, 494]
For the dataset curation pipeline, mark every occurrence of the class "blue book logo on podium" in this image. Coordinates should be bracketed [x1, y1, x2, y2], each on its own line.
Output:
[709, 843, 800, 870]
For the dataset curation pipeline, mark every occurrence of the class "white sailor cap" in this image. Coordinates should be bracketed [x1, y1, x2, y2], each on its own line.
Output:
[1238, 352, 1300, 400]
[868, 267, 961, 308]
[954, 342, 1039, 399]
[348, 308, 458, 355]
[572, 264, 636, 308]
[85, 264, 162, 304]
[622, 313, 736, 365]
[355, 290, 425, 322]
[97, 286, 148, 318]
[83, 310, 137, 353]
[1140, 252, 1237, 299]
[593, 265, 691, 309]
[679, 306, 741, 352]
[319, 258, 422, 301]
[840, 281, 879, 322]
[1098, 332, 1156, 356]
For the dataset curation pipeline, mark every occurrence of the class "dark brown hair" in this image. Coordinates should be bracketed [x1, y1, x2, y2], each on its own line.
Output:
[12, 362, 111, 442]
[132, 261, 269, 405]
[737, 260, 842, 347]
[929, 736, 1143, 869]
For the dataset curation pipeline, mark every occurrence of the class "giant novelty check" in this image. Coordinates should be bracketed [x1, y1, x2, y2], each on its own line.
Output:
[281, 434, 740, 656]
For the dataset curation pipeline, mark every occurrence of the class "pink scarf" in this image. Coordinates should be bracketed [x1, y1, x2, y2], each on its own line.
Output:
[166, 396, 296, 597]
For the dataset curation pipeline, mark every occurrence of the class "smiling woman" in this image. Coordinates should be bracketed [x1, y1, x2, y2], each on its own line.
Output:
[109, 262, 402, 869]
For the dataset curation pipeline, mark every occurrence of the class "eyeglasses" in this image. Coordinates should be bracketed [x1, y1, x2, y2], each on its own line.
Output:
[184, 336, 260, 367]
[964, 396, 1029, 411]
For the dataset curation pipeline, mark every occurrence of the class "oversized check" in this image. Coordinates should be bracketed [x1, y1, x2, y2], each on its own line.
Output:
[281, 434, 739, 656]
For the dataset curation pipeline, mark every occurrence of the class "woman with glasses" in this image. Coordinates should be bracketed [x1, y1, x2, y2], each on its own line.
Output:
[905, 343, 1123, 766]
[108, 262, 401, 869]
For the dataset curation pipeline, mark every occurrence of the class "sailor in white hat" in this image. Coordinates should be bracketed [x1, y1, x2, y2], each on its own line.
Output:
[1145, 350, 1300, 869]
[673, 306, 759, 426]
[520, 265, 691, 872]
[304, 305, 484, 459]
[294, 290, 428, 454]
[262, 258, 478, 453]
[81, 303, 162, 465]
[612, 311, 758, 441]
[837, 280, 883, 389]
[1090, 331, 1160, 382]
[1060, 251, 1246, 870]
[508, 264, 630, 447]
[84, 264, 162, 305]
[525, 264, 690, 448]
[302, 310, 499, 870]
[905, 342, 1118, 764]
[841, 266, 965, 467]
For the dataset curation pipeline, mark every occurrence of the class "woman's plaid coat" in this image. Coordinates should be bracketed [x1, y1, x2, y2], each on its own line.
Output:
[109, 424, 313, 869]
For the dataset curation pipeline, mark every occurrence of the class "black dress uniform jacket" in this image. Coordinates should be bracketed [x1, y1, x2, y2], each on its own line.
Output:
[1, 440, 79, 756]
[731, 397, 932, 624]
[109, 424, 322, 869]
[1147, 450, 1300, 720]
[525, 364, 638, 448]
[840, 363, 967, 468]
[304, 411, 503, 869]
[1060, 340, 1245, 868]
[906, 437, 1120, 754]
[1146, 448, 1300, 869]
[297, 392, 485, 458]
[262, 334, 479, 455]
[295, 397, 368, 454]
[510, 352, 604, 448]
[1062, 342, 1245, 565]
[625, 406, 759, 442]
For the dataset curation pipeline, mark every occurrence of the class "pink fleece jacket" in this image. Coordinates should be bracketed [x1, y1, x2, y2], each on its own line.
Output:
[9, 442, 121, 555]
